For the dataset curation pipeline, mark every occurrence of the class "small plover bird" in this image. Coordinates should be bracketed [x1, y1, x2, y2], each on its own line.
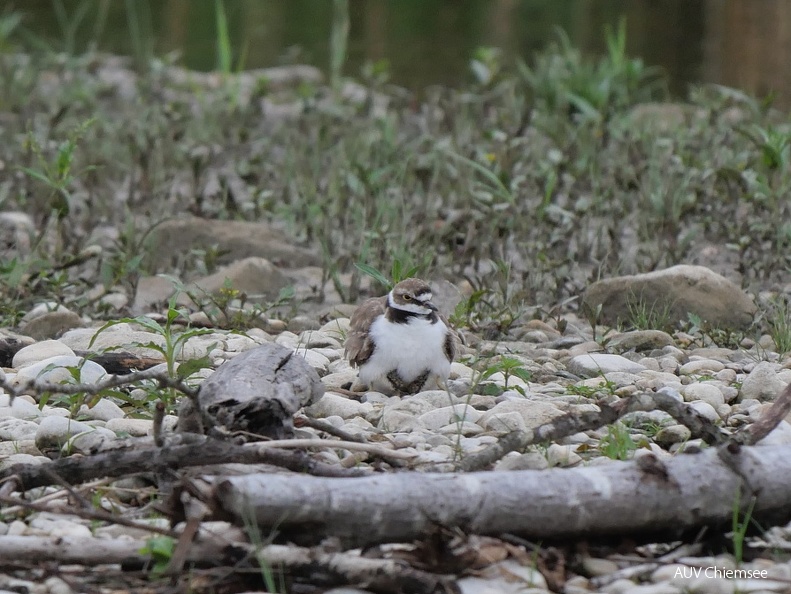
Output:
[345, 278, 456, 395]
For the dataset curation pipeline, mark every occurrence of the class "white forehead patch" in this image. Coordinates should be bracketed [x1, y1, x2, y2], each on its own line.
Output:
[416, 292, 432, 303]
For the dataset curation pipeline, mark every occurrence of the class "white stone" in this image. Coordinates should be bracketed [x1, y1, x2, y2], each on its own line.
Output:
[79, 398, 125, 421]
[59, 324, 166, 358]
[321, 371, 357, 391]
[14, 355, 107, 385]
[294, 348, 330, 375]
[567, 353, 647, 377]
[483, 411, 527, 433]
[682, 383, 725, 407]
[679, 359, 725, 374]
[105, 418, 154, 436]
[35, 416, 115, 451]
[417, 404, 481, 431]
[0, 397, 42, 420]
[688, 401, 720, 422]
[304, 392, 373, 420]
[740, 361, 786, 401]
[12, 340, 75, 368]
[478, 400, 565, 430]
[0, 418, 40, 441]
[546, 443, 583, 467]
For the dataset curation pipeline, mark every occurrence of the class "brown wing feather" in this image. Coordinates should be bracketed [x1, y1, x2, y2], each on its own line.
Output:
[440, 312, 458, 363]
[345, 296, 387, 367]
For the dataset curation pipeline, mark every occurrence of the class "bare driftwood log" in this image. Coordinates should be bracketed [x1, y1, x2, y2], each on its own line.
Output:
[210, 444, 791, 548]
[178, 343, 324, 438]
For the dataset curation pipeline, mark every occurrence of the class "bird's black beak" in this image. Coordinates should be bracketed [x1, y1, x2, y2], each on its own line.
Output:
[425, 302, 437, 311]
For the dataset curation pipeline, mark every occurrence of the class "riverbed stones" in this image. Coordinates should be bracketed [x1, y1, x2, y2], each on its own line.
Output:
[583, 265, 757, 330]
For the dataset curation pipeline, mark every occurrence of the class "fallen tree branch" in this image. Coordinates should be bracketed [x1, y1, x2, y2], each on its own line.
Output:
[459, 388, 724, 471]
[0, 535, 455, 594]
[734, 381, 791, 446]
[0, 435, 372, 491]
[0, 366, 198, 402]
[209, 444, 791, 548]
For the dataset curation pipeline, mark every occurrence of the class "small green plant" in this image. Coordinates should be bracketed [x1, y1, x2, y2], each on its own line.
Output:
[566, 378, 618, 399]
[355, 258, 430, 291]
[140, 535, 175, 577]
[599, 423, 637, 460]
[90, 292, 215, 411]
[731, 489, 757, 565]
[764, 297, 791, 357]
[625, 295, 674, 331]
[19, 118, 96, 238]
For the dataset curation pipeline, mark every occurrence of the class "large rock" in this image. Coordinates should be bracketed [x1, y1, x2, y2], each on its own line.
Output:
[582, 265, 756, 330]
[145, 217, 319, 270]
[183, 257, 290, 303]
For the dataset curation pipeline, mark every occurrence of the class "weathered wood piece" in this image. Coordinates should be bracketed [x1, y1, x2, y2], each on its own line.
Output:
[178, 343, 324, 438]
[212, 444, 791, 548]
[0, 534, 453, 593]
[0, 436, 368, 491]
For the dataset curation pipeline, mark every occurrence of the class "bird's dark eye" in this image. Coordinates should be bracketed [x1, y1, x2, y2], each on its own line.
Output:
[403, 294, 412, 301]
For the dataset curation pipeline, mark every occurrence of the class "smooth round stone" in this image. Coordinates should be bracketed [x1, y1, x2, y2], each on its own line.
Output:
[312, 347, 342, 362]
[546, 443, 583, 467]
[59, 324, 166, 358]
[568, 353, 648, 377]
[679, 359, 725, 375]
[293, 348, 330, 375]
[0, 397, 42, 420]
[438, 421, 482, 436]
[179, 333, 228, 360]
[715, 368, 738, 383]
[12, 340, 75, 368]
[288, 315, 321, 333]
[449, 362, 474, 380]
[688, 401, 719, 422]
[35, 416, 115, 452]
[296, 331, 341, 349]
[318, 318, 349, 341]
[654, 425, 692, 448]
[0, 453, 47, 470]
[682, 383, 725, 407]
[321, 371, 357, 391]
[21, 303, 72, 323]
[105, 418, 154, 437]
[21, 311, 84, 340]
[274, 331, 300, 349]
[0, 418, 40, 441]
[417, 404, 480, 431]
[79, 398, 125, 421]
[740, 361, 786, 401]
[479, 400, 565, 430]
[0, 440, 41, 457]
[305, 392, 373, 420]
[482, 411, 527, 433]
[14, 356, 107, 386]
[496, 451, 549, 471]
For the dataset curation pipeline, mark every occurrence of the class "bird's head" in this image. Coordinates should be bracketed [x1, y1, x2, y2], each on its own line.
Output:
[387, 278, 437, 316]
